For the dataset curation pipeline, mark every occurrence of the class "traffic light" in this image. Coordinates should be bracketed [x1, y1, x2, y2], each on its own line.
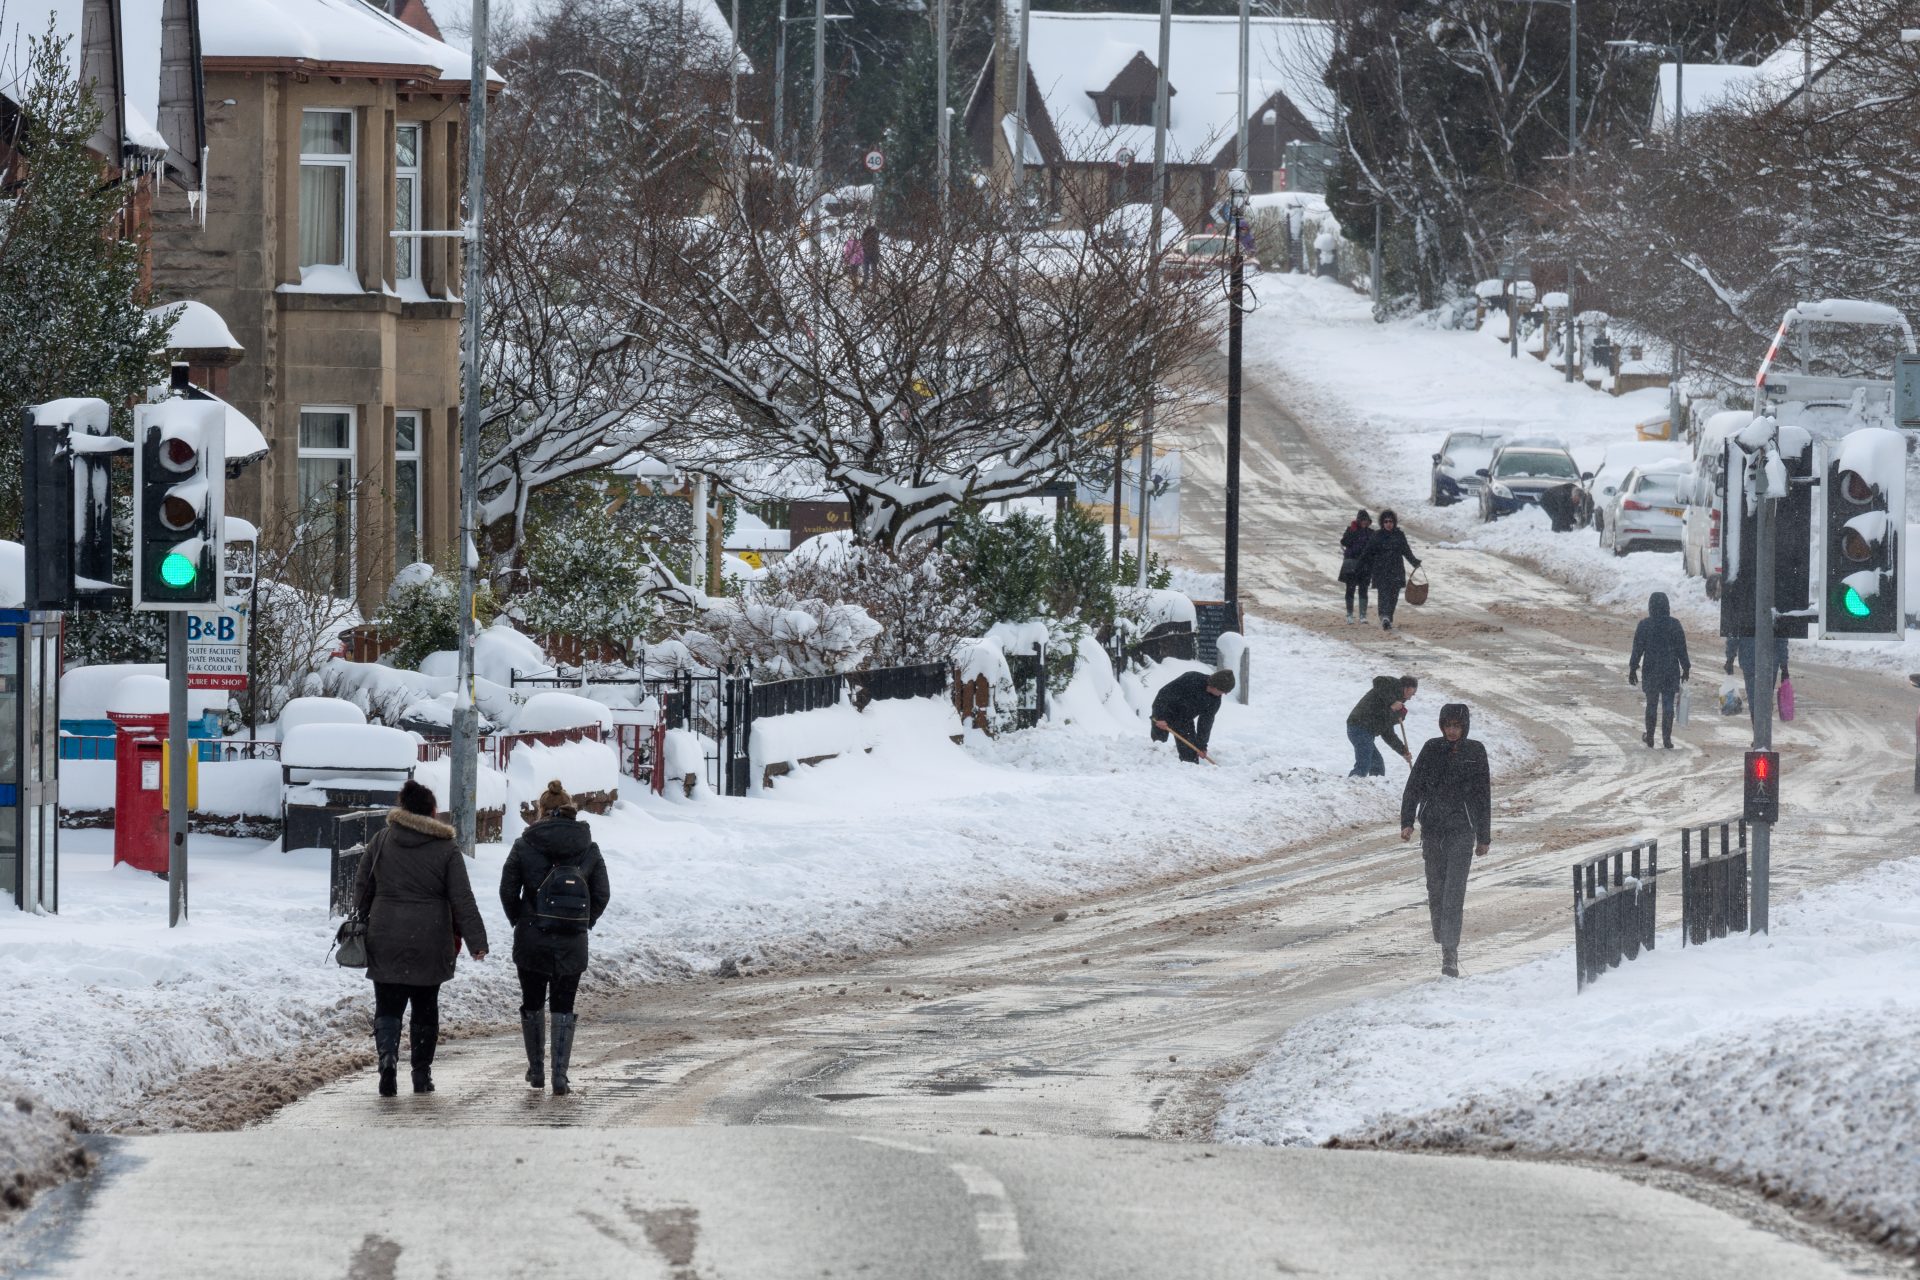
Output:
[1816, 429, 1906, 639]
[1720, 432, 1815, 641]
[1743, 749, 1780, 824]
[21, 412, 75, 610]
[133, 400, 225, 609]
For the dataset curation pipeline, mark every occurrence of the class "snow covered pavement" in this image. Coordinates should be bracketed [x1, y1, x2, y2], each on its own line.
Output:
[1214, 854, 1920, 1255]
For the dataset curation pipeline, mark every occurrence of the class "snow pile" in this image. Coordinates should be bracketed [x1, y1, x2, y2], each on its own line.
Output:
[514, 691, 614, 734]
[1215, 855, 1920, 1252]
[410, 754, 508, 812]
[63, 664, 223, 720]
[195, 761, 282, 817]
[505, 738, 620, 806]
[276, 696, 366, 735]
[281, 724, 417, 773]
[472, 623, 551, 688]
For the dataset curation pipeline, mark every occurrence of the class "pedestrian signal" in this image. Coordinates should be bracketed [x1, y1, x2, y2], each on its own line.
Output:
[1743, 749, 1780, 824]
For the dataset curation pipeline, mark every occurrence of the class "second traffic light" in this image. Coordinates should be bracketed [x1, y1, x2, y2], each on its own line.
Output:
[1743, 749, 1780, 824]
[1816, 428, 1906, 640]
[133, 400, 226, 610]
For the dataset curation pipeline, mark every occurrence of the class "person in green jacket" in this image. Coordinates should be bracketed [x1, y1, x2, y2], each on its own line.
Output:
[1346, 674, 1417, 776]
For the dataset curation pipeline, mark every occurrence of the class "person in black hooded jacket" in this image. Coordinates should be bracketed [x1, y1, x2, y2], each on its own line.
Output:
[1400, 703, 1491, 977]
[1151, 668, 1236, 762]
[1628, 592, 1691, 749]
[500, 780, 611, 1096]
[1361, 509, 1421, 631]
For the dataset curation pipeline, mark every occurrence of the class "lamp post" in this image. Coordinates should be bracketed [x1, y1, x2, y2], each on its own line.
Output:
[1222, 0, 1248, 629]
[1608, 39, 1685, 437]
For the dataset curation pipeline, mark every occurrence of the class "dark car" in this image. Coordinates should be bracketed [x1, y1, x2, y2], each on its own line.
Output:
[1430, 430, 1504, 507]
[1477, 443, 1589, 522]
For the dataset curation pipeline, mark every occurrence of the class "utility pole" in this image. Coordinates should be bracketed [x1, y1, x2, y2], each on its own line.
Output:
[937, 0, 949, 227]
[1224, 0, 1248, 626]
[1801, 0, 1813, 297]
[811, 0, 826, 246]
[773, 0, 786, 163]
[1135, 0, 1171, 589]
[1565, 0, 1579, 384]
[451, 0, 490, 859]
[1751, 437, 1777, 933]
[1013, 0, 1032, 210]
[728, 0, 741, 200]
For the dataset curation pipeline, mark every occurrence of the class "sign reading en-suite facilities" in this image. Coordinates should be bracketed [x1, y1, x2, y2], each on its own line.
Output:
[186, 607, 249, 691]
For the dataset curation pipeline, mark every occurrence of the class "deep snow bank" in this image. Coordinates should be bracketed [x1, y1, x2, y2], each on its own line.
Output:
[1214, 855, 1920, 1253]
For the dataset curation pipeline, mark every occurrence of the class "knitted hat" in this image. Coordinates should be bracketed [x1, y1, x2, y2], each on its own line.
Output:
[536, 779, 576, 818]
[1207, 669, 1236, 694]
[398, 779, 437, 817]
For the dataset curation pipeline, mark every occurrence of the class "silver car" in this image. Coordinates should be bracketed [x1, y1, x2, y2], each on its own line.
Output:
[1430, 431, 1505, 507]
[1601, 465, 1690, 555]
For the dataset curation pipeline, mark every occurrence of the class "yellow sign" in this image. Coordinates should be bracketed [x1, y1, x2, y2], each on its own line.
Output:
[736, 550, 765, 569]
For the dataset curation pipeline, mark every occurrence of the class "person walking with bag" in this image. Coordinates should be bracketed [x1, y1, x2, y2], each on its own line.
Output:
[1339, 509, 1374, 624]
[1346, 673, 1417, 776]
[500, 781, 610, 1096]
[1400, 703, 1491, 977]
[1361, 509, 1421, 631]
[353, 780, 489, 1097]
[1725, 634, 1790, 728]
[1628, 592, 1691, 749]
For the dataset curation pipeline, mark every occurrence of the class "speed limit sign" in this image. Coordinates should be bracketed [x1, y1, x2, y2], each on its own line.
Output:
[864, 149, 885, 172]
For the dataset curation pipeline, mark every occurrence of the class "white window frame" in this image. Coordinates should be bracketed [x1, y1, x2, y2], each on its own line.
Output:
[299, 108, 356, 271]
[394, 122, 422, 283]
[394, 410, 424, 570]
[297, 406, 358, 597]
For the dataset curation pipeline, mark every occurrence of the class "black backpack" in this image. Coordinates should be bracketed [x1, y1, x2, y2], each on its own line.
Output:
[532, 858, 592, 933]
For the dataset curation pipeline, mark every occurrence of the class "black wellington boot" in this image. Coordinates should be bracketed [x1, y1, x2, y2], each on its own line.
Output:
[550, 1012, 578, 1096]
[1441, 946, 1460, 978]
[521, 1010, 546, 1089]
[410, 1018, 438, 1094]
[374, 1016, 402, 1097]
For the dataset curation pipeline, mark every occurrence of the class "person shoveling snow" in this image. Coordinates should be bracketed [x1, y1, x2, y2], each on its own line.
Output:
[1152, 669, 1235, 764]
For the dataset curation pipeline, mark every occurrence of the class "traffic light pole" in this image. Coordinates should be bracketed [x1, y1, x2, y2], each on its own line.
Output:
[168, 611, 189, 927]
[1751, 445, 1776, 934]
[451, 0, 490, 859]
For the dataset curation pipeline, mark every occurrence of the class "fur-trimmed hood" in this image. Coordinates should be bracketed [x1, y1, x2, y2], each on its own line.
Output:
[386, 807, 456, 842]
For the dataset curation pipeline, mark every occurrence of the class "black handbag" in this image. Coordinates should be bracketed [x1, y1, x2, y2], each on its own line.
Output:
[1339, 554, 1361, 580]
[329, 835, 383, 968]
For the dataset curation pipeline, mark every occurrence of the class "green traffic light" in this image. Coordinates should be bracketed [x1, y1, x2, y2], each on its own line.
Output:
[1842, 585, 1872, 618]
[159, 551, 199, 589]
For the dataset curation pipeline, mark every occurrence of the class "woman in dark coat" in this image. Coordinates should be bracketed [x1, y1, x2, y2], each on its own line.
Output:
[1400, 703, 1491, 977]
[1338, 509, 1374, 624]
[1629, 591, 1692, 748]
[500, 780, 610, 1096]
[352, 779, 489, 1096]
[1361, 508, 1422, 631]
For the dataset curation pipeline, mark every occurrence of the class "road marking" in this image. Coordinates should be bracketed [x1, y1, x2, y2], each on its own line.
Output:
[949, 1161, 1028, 1267]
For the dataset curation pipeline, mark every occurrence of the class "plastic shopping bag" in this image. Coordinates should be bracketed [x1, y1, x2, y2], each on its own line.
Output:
[1719, 677, 1745, 717]
[1675, 683, 1691, 728]
[1778, 676, 1796, 722]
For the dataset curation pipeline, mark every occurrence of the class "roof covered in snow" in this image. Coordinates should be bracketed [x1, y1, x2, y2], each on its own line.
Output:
[998, 13, 1333, 166]
[199, 0, 501, 84]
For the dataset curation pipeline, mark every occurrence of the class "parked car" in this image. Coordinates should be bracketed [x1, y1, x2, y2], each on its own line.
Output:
[1600, 465, 1690, 555]
[1430, 430, 1505, 507]
[1682, 410, 1754, 598]
[1585, 441, 1688, 535]
[1164, 233, 1233, 277]
[1477, 443, 1588, 522]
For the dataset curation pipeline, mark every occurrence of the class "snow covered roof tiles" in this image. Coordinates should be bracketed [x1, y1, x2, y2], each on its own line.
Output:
[1018, 12, 1332, 165]
[199, 0, 500, 85]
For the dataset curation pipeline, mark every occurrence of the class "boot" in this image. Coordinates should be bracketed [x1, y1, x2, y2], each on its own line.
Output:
[550, 1012, 578, 1096]
[1346, 610, 1355, 624]
[1441, 946, 1460, 978]
[410, 1017, 438, 1094]
[1642, 730, 1654, 748]
[520, 1010, 546, 1090]
[373, 1016, 402, 1097]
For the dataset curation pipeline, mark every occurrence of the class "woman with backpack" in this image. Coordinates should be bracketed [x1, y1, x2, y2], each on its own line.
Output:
[353, 779, 489, 1097]
[1338, 509, 1374, 624]
[500, 780, 610, 1096]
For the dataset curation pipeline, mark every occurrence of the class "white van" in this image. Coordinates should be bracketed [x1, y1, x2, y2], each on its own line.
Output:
[1682, 410, 1752, 597]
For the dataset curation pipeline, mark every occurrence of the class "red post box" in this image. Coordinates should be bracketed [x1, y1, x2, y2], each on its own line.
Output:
[108, 711, 169, 874]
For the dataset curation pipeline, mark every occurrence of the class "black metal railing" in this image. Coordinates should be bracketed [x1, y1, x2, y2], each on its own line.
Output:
[1573, 839, 1658, 991]
[750, 672, 845, 720]
[1007, 649, 1048, 729]
[1681, 818, 1749, 946]
[846, 660, 949, 707]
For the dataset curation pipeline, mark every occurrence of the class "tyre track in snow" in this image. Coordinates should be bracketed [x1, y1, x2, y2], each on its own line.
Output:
[265, 350, 1920, 1151]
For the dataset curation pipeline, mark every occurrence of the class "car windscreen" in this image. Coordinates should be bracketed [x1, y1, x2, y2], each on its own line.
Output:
[1494, 451, 1578, 479]
[1632, 473, 1684, 504]
[1184, 237, 1228, 255]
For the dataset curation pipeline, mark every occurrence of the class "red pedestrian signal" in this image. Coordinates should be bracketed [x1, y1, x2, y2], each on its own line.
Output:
[1743, 749, 1780, 824]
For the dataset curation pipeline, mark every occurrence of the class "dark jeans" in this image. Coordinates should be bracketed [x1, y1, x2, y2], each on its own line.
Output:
[1344, 579, 1369, 614]
[1150, 719, 1204, 763]
[1346, 723, 1385, 776]
[1377, 584, 1401, 625]
[519, 968, 582, 1015]
[1644, 688, 1676, 741]
[1422, 825, 1476, 950]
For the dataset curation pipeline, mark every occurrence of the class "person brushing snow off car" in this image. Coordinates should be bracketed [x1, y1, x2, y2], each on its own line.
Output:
[1628, 592, 1691, 749]
[1400, 703, 1492, 978]
[1151, 668, 1236, 763]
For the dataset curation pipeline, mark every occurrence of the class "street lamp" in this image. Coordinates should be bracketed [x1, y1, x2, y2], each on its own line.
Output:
[1608, 38, 1686, 438]
[1495, 0, 1580, 382]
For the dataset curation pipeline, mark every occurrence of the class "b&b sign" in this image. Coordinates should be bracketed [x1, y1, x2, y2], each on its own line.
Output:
[187, 607, 249, 691]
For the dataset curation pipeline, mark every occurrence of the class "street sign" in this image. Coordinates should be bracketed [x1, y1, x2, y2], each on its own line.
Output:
[186, 606, 248, 692]
[864, 149, 884, 172]
[1896, 353, 1920, 429]
[1116, 147, 1135, 167]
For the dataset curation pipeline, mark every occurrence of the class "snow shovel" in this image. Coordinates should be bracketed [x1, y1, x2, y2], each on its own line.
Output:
[1166, 726, 1219, 766]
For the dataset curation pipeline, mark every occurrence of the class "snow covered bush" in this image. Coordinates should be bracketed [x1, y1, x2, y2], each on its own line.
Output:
[684, 591, 880, 677]
[945, 505, 1121, 689]
[374, 563, 498, 672]
[774, 533, 983, 668]
[514, 504, 652, 658]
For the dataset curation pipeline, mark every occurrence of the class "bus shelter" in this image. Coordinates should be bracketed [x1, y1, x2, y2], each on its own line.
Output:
[1, 609, 61, 912]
